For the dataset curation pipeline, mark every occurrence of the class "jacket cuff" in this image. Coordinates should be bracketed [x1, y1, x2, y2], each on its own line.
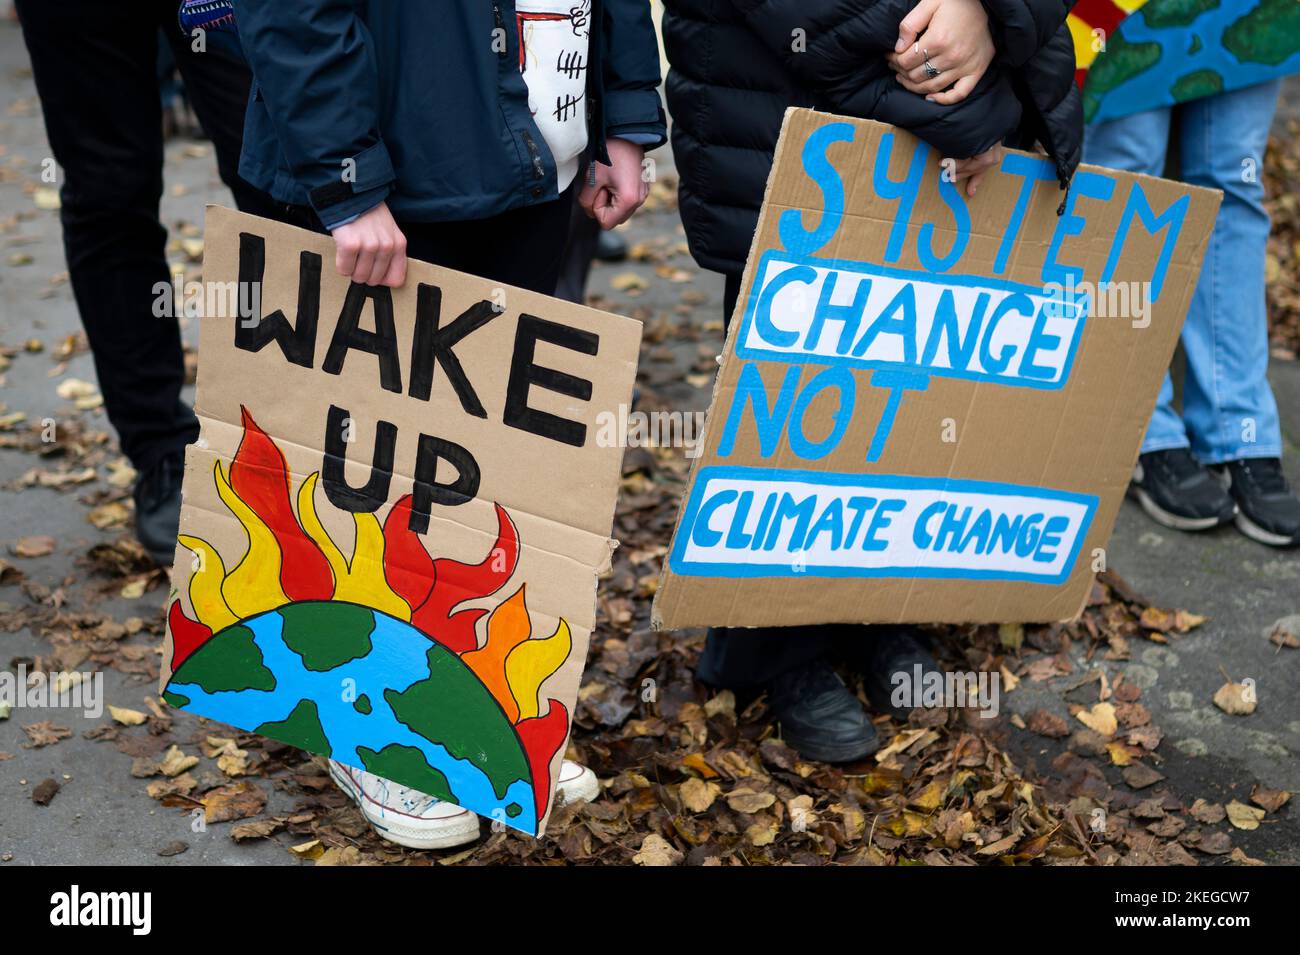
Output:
[603, 89, 667, 149]
[308, 139, 397, 227]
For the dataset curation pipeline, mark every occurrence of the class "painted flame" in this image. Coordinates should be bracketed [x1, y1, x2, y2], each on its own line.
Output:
[169, 407, 572, 821]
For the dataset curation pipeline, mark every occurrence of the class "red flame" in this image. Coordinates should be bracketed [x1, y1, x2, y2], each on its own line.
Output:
[516, 699, 570, 823]
[384, 499, 520, 653]
[229, 406, 334, 601]
[168, 600, 212, 670]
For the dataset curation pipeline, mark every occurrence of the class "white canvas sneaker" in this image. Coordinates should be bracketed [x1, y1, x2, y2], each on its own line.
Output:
[328, 759, 480, 850]
[555, 759, 599, 806]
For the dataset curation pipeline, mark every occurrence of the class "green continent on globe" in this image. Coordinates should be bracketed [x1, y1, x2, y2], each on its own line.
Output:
[1141, 0, 1219, 29]
[1083, 35, 1163, 122]
[1223, 0, 1300, 66]
[1171, 69, 1225, 101]
[162, 690, 190, 709]
[278, 601, 375, 671]
[357, 744, 455, 803]
[383, 644, 531, 801]
[353, 693, 372, 715]
[172, 624, 277, 693]
[256, 698, 331, 756]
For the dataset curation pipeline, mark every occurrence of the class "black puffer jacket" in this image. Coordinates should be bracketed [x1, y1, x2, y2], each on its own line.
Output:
[663, 0, 1082, 274]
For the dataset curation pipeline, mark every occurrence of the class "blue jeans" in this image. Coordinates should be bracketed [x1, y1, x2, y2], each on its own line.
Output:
[1083, 80, 1282, 464]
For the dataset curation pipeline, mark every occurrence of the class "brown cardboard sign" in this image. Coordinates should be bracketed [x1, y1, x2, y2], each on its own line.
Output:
[161, 207, 641, 836]
[654, 109, 1220, 630]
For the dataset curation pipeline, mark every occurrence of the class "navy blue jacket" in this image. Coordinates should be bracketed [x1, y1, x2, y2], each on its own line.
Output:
[232, 0, 667, 227]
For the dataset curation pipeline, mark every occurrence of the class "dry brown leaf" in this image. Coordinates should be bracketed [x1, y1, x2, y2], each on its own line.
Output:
[632, 833, 682, 866]
[1212, 681, 1256, 716]
[679, 777, 720, 813]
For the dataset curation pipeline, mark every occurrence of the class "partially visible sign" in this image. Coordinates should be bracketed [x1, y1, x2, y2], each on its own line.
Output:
[1071, 0, 1300, 123]
[654, 110, 1220, 630]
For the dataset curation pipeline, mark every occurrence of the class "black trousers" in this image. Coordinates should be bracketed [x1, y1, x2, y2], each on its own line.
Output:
[16, 0, 281, 473]
[695, 272, 847, 688]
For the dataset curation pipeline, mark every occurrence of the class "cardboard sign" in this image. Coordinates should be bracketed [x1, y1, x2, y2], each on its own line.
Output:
[161, 207, 641, 836]
[1071, 0, 1300, 123]
[654, 110, 1220, 630]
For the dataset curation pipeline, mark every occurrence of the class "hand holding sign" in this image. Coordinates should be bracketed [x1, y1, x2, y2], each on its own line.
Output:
[330, 201, 408, 289]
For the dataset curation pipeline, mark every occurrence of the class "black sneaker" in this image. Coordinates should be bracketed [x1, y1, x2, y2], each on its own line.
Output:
[594, 228, 628, 263]
[1216, 458, 1300, 548]
[133, 451, 185, 566]
[854, 626, 945, 720]
[1130, 448, 1236, 531]
[767, 658, 878, 763]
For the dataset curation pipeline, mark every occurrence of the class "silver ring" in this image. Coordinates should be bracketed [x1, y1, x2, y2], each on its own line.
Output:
[923, 49, 941, 79]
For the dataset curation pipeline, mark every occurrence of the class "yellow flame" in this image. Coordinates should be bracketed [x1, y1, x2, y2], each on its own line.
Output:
[214, 461, 289, 619]
[297, 472, 410, 621]
[505, 618, 571, 722]
[462, 586, 532, 722]
[177, 534, 238, 632]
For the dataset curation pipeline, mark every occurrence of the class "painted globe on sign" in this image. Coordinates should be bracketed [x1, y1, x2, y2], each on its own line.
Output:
[163, 601, 537, 827]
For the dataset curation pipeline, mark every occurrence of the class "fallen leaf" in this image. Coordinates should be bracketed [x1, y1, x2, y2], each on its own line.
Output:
[12, 536, 55, 558]
[1250, 786, 1290, 814]
[108, 706, 147, 726]
[1226, 800, 1265, 831]
[726, 787, 776, 814]
[1212, 681, 1256, 716]
[679, 777, 720, 813]
[202, 781, 267, 823]
[1075, 702, 1118, 737]
[158, 745, 200, 777]
[632, 833, 682, 866]
[31, 778, 60, 806]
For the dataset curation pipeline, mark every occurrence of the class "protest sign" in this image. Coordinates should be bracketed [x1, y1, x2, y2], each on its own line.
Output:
[654, 109, 1220, 630]
[1071, 0, 1300, 123]
[161, 207, 641, 836]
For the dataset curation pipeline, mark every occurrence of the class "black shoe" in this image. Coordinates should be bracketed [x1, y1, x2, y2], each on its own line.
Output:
[594, 229, 627, 263]
[133, 452, 185, 566]
[1216, 458, 1300, 548]
[855, 626, 944, 720]
[767, 658, 878, 763]
[1130, 448, 1236, 531]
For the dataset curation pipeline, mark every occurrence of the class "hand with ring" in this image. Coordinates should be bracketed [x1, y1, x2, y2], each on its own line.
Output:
[885, 0, 996, 105]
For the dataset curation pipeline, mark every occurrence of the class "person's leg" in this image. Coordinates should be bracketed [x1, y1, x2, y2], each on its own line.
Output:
[1083, 104, 1237, 531]
[691, 273, 876, 760]
[16, 0, 196, 476]
[1175, 81, 1282, 464]
[1083, 105, 1186, 455]
[1176, 81, 1299, 546]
